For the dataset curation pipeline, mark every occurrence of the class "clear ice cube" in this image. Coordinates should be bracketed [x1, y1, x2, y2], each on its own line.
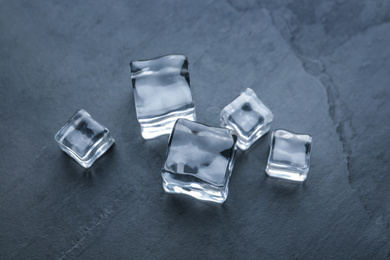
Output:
[266, 129, 312, 182]
[130, 55, 196, 139]
[161, 119, 237, 203]
[54, 109, 115, 168]
[220, 88, 273, 150]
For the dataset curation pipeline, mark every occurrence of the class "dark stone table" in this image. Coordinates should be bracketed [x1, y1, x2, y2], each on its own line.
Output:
[1, 1, 389, 259]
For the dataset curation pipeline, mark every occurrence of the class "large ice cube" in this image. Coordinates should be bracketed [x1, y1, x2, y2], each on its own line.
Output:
[220, 88, 273, 150]
[266, 129, 312, 182]
[162, 119, 237, 203]
[54, 109, 114, 168]
[130, 55, 196, 139]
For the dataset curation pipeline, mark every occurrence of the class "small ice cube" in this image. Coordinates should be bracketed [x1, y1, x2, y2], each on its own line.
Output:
[130, 55, 196, 139]
[54, 109, 114, 168]
[266, 129, 312, 182]
[220, 88, 273, 150]
[161, 119, 237, 203]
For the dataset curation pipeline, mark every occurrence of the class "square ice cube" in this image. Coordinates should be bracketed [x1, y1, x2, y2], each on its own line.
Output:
[220, 88, 273, 150]
[54, 109, 115, 168]
[266, 129, 312, 182]
[162, 119, 237, 203]
[130, 55, 196, 139]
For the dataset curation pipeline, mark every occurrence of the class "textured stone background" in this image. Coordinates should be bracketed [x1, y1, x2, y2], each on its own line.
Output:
[1, 1, 389, 259]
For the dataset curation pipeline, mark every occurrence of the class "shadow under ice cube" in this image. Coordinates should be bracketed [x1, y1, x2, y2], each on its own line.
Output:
[54, 109, 114, 168]
[162, 119, 237, 203]
[130, 55, 196, 139]
[220, 88, 273, 151]
[266, 129, 312, 182]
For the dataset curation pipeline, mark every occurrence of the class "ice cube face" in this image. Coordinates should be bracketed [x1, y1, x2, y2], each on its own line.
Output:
[130, 55, 196, 139]
[54, 109, 115, 168]
[220, 88, 273, 150]
[266, 129, 312, 182]
[162, 119, 237, 203]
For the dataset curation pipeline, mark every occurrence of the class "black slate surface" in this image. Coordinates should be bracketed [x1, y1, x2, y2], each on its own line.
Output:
[1, 1, 390, 259]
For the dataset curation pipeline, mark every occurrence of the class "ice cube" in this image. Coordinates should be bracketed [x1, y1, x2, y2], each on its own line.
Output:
[220, 88, 273, 150]
[162, 119, 237, 203]
[54, 109, 114, 168]
[130, 55, 196, 139]
[266, 129, 312, 182]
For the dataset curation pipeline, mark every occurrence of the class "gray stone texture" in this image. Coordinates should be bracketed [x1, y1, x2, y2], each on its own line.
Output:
[0, 0, 389, 259]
